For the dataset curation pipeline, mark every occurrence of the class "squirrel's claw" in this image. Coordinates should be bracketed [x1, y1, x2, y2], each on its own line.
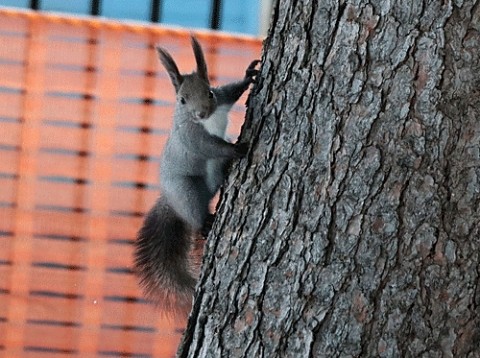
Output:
[234, 142, 249, 158]
[201, 213, 216, 238]
[245, 59, 260, 82]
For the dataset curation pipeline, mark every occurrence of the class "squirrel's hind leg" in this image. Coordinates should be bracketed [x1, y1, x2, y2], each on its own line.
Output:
[162, 176, 211, 231]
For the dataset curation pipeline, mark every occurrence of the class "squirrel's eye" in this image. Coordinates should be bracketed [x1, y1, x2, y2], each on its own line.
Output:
[208, 91, 214, 99]
[180, 97, 186, 105]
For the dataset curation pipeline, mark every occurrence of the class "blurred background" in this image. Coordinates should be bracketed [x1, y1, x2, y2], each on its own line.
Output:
[0, 1, 266, 357]
[0, 0, 273, 35]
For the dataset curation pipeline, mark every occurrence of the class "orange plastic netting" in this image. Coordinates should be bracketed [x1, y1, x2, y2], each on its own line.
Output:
[0, 8, 261, 357]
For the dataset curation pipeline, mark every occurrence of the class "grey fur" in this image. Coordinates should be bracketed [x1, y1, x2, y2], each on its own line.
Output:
[134, 35, 259, 314]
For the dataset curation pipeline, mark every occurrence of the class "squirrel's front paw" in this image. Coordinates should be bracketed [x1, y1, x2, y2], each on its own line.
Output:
[245, 60, 260, 82]
[200, 213, 215, 238]
[234, 142, 249, 158]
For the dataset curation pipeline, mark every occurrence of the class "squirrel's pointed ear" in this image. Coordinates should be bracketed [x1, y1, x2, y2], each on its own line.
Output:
[156, 46, 183, 91]
[191, 36, 209, 83]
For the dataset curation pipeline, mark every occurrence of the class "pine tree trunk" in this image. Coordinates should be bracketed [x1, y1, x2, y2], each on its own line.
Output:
[179, 0, 480, 357]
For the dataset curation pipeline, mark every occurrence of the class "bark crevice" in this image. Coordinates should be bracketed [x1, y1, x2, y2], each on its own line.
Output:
[178, 1, 480, 357]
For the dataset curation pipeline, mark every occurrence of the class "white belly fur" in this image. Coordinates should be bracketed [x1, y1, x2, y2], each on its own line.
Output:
[201, 104, 233, 194]
[201, 104, 232, 139]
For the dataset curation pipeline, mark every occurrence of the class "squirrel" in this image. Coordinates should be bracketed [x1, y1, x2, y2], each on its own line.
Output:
[134, 35, 259, 315]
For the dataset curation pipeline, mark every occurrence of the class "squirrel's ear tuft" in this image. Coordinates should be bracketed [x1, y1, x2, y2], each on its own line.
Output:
[156, 46, 183, 91]
[191, 35, 209, 84]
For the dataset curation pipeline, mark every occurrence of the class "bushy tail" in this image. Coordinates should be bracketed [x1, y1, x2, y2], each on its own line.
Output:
[134, 196, 195, 315]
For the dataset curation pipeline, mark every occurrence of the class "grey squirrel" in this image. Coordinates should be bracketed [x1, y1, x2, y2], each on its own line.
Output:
[134, 36, 259, 314]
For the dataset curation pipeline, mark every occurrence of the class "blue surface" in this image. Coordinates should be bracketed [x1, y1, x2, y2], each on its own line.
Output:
[0, 0, 260, 35]
[0, 0, 29, 7]
[101, 0, 151, 21]
[222, 1, 259, 34]
[162, 0, 211, 30]
[41, 0, 91, 14]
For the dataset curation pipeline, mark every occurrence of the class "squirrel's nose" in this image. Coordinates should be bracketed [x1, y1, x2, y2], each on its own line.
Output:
[196, 111, 207, 119]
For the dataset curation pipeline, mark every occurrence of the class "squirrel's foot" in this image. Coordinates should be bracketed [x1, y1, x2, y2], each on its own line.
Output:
[200, 213, 216, 238]
[245, 60, 260, 83]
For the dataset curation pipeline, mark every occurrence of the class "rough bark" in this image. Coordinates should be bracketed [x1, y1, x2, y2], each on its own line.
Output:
[179, 0, 480, 357]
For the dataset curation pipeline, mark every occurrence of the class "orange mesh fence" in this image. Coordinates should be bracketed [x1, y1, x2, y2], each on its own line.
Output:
[0, 8, 261, 358]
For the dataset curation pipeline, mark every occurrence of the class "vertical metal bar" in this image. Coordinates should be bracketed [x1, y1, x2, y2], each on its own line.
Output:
[30, 0, 40, 10]
[210, 0, 222, 30]
[91, 0, 101, 16]
[150, 0, 162, 23]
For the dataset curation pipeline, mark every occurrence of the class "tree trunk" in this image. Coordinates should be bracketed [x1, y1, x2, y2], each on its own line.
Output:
[179, 0, 480, 357]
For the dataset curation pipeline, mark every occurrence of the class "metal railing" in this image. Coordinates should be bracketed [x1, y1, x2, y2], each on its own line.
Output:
[28, 0, 224, 29]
